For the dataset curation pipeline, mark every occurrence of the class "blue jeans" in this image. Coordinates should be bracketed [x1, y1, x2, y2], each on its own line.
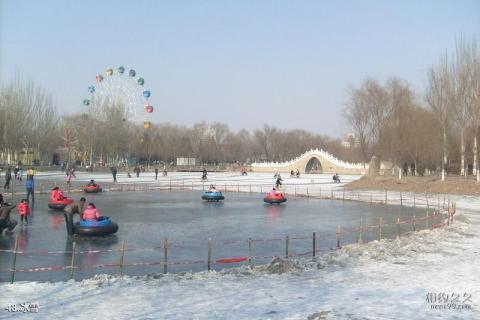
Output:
[26, 188, 34, 202]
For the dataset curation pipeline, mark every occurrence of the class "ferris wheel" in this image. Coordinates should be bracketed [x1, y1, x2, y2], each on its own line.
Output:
[83, 66, 154, 128]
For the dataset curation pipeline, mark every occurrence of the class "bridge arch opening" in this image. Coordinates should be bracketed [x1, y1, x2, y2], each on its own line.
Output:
[305, 157, 322, 173]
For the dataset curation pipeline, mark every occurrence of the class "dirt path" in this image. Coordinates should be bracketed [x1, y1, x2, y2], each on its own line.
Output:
[346, 175, 480, 195]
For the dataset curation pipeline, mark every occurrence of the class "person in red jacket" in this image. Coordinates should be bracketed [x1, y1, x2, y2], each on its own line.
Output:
[82, 203, 102, 222]
[17, 199, 31, 225]
[50, 186, 65, 202]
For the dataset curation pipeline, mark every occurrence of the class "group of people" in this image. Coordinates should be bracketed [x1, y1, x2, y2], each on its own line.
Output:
[290, 169, 300, 178]
[402, 162, 416, 176]
[0, 195, 31, 230]
[3, 167, 36, 190]
[110, 166, 168, 182]
[0, 181, 105, 233]
[13, 165, 24, 181]
[64, 197, 102, 225]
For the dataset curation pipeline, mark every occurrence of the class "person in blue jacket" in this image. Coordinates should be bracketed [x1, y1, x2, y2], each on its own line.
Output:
[26, 175, 35, 203]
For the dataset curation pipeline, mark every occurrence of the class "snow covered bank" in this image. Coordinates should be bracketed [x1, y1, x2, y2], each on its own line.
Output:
[1, 195, 477, 319]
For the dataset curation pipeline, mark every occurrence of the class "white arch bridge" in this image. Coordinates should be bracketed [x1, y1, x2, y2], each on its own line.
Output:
[251, 149, 368, 175]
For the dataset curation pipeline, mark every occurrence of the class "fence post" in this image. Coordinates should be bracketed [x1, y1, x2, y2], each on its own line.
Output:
[385, 190, 387, 204]
[336, 225, 342, 249]
[207, 239, 212, 271]
[425, 211, 429, 229]
[10, 234, 20, 284]
[237, 183, 240, 192]
[412, 215, 416, 231]
[285, 235, 289, 258]
[378, 217, 383, 240]
[224, 183, 227, 192]
[451, 203, 455, 224]
[119, 240, 126, 276]
[358, 217, 363, 244]
[163, 238, 168, 274]
[248, 237, 253, 268]
[294, 186, 297, 197]
[249, 184, 251, 193]
[396, 218, 401, 240]
[312, 232, 316, 258]
[169, 178, 172, 190]
[453, 202, 456, 223]
[426, 192, 429, 210]
[69, 241, 77, 280]
[449, 201, 454, 225]
[413, 193, 416, 208]
[260, 185, 263, 193]
[400, 192, 403, 207]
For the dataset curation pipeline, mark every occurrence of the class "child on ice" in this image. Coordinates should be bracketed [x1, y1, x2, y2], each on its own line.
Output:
[17, 199, 31, 225]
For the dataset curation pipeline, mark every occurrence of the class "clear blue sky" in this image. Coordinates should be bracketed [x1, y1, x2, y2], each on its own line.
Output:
[1, 0, 479, 137]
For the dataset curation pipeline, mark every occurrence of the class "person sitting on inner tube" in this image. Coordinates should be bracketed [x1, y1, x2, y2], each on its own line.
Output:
[209, 184, 216, 192]
[50, 186, 65, 201]
[82, 202, 102, 222]
[86, 179, 98, 187]
[268, 187, 279, 197]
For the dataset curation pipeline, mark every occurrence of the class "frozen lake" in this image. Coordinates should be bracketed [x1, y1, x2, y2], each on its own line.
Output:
[0, 189, 431, 282]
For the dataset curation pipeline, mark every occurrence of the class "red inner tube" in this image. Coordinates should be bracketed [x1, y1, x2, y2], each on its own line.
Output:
[265, 193, 285, 201]
[50, 198, 74, 205]
[84, 185, 101, 190]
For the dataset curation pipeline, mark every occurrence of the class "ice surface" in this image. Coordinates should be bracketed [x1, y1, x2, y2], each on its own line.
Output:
[0, 172, 478, 319]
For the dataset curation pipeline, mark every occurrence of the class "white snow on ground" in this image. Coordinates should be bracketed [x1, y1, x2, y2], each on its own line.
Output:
[0, 172, 478, 320]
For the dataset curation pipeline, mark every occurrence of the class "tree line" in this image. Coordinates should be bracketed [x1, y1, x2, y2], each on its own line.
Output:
[0, 77, 360, 167]
[345, 37, 480, 180]
[3, 37, 476, 175]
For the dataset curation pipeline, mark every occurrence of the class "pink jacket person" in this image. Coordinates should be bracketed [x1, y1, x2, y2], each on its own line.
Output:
[82, 204, 102, 221]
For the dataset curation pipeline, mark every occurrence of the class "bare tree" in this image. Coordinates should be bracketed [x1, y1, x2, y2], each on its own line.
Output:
[427, 55, 453, 181]
[452, 37, 474, 176]
[461, 38, 480, 181]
